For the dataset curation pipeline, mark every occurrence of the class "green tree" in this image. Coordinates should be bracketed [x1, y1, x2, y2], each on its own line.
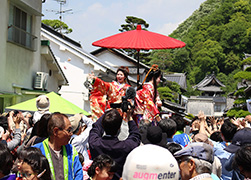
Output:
[224, 51, 241, 74]
[192, 40, 226, 82]
[119, 16, 150, 62]
[149, 50, 174, 72]
[119, 16, 149, 32]
[42, 19, 73, 34]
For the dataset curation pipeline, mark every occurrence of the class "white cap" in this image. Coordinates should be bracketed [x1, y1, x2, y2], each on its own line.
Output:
[36, 95, 50, 112]
[122, 144, 179, 180]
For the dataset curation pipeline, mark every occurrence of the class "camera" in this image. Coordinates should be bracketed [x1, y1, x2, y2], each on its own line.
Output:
[110, 87, 136, 112]
[111, 96, 135, 112]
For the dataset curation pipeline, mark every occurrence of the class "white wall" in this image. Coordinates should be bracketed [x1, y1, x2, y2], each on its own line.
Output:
[187, 98, 214, 116]
[41, 30, 107, 113]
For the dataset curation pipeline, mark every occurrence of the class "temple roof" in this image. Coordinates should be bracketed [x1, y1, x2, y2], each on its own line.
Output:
[193, 73, 225, 92]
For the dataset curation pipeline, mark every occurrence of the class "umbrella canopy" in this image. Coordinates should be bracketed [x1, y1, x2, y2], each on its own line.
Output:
[92, 25, 186, 86]
[92, 25, 185, 50]
[5, 92, 90, 116]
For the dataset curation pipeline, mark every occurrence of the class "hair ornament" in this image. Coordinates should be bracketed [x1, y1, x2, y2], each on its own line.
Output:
[142, 64, 159, 85]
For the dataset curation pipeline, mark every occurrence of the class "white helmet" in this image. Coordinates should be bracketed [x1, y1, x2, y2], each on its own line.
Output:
[122, 144, 179, 180]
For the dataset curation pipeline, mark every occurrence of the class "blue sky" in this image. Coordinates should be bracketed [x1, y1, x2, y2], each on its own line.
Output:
[42, 0, 206, 52]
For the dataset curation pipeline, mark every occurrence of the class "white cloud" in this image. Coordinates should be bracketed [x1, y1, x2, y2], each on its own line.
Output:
[42, 0, 206, 52]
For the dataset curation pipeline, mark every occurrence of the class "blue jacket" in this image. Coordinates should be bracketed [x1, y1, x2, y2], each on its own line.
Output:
[34, 141, 83, 180]
[173, 130, 191, 147]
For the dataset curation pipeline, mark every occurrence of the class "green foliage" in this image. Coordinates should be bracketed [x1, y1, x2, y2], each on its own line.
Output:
[119, 16, 149, 32]
[149, 50, 174, 72]
[185, 113, 195, 120]
[234, 71, 251, 81]
[157, 86, 174, 102]
[42, 19, 73, 34]
[217, 70, 240, 95]
[242, 57, 251, 65]
[157, 81, 181, 103]
[234, 87, 246, 97]
[146, 0, 251, 99]
[224, 51, 241, 73]
[233, 98, 246, 104]
[226, 108, 250, 117]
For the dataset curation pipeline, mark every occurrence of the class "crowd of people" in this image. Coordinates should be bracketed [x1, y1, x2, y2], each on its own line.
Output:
[0, 65, 251, 180]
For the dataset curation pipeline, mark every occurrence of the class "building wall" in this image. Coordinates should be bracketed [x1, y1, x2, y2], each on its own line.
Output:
[0, 0, 9, 91]
[187, 98, 214, 116]
[4, 0, 42, 94]
[0, 0, 62, 112]
[41, 30, 107, 113]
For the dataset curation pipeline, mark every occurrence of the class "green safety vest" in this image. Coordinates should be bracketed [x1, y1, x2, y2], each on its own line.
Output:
[42, 138, 78, 180]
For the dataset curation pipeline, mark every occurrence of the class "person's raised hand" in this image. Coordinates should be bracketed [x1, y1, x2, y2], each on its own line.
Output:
[88, 71, 95, 81]
[198, 110, 206, 121]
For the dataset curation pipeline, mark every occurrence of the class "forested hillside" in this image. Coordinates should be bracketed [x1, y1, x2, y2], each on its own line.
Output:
[150, 0, 251, 96]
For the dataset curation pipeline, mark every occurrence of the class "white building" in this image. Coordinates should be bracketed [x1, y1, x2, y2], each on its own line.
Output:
[0, 0, 67, 113]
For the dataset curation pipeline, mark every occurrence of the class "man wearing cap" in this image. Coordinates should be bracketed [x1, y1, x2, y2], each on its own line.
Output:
[224, 127, 251, 180]
[34, 112, 83, 180]
[122, 144, 179, 180]
[69, 113, 93, 162]
[174, 142, 215, 180]
[33, 95, 51, 124]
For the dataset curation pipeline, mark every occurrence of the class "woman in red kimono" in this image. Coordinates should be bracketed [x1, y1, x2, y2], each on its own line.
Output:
[135, 64, 162, 124]
[88, 66, 131, 121]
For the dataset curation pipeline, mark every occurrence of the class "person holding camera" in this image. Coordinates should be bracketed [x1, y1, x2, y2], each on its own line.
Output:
[87, 66, 131, 121]
[0, 111, 22, 151]
[135, 64, 163, 124]
[88, 107, 141, 180]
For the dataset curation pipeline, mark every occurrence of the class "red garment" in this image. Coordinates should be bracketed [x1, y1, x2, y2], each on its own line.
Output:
[135, 82, 160, 122]
[90, 77, 130, 121]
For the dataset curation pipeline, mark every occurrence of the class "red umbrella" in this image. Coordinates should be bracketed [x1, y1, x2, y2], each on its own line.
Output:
[92, 25, 186, 86]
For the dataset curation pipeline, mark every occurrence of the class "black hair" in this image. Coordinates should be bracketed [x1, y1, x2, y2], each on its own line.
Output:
[138, 67, 162, 103]
[17, 146, 42, 160]
[115, 66, 131, 85]
[210, 131, 223, 142]
[0, 143, 13, 176]
[146, 68, 162, 103]
[102, 109, 122, 136]
[172, 115, 185, 131]
[28, 115, 34, 128]
[28, 113, 50, 142]
[138, 119, 151, 134]
[158, 118, 177, 138]
[22, 147, 52, 180]
[47, 112, 68, 137]
[220, 120, 237, 142]
[78, 152, 85, 165]
[0, 116, 8, 131]
[88, 154, 117, 178]
[166, 142, 183, 155]
[233, 144, 251, 172]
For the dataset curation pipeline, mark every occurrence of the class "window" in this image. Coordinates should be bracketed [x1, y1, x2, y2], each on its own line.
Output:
[214, 104, 221, 112]
[8, 4, 37, 50]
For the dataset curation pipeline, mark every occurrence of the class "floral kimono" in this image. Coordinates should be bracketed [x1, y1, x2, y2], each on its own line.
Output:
[135, 82, 161, 123]
[90, 77, 130, 121]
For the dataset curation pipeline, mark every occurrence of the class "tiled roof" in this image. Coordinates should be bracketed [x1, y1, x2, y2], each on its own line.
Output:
[193, 73, 225, 92]
[164, 73, 187, 90]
